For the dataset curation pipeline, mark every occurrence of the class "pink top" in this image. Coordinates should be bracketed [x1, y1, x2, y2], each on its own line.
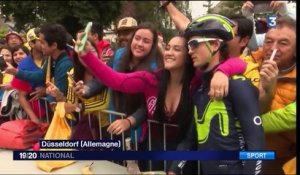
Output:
[83, 51, 159, 117]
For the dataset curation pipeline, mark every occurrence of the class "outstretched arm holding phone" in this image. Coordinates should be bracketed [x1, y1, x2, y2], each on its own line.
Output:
[161, 1, 190, 32]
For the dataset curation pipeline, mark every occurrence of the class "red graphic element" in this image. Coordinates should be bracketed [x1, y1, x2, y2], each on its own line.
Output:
[102, 48, 114, 57]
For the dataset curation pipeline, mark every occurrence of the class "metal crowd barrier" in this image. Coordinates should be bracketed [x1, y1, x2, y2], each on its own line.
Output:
[93, 110, 201, 174]
[12, 98, 201, 174]
[7, 97, 50, 122]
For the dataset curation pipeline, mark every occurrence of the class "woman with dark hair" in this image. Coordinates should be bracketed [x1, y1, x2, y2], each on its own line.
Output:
[75, 24, 246, 173]
[11, 44, 30, 67]
[0, 45, 30, 92]
[71, 22, 164, 169]
[65, 40, 110, 140]
[0, 45, 13, 64]
[111, 22, 163, 119]
[0, 45, 13, 99]
[9, 28, 46, 124]
[76, 23, 163, 135]
[107, 22, 163, 156]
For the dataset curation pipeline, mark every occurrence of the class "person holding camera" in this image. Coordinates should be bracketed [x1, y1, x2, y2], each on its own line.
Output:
[242, 1, 296, 50]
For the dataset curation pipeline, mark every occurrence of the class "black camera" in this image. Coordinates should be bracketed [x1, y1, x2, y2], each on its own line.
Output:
[252, 1, 273, 14]
[0, 55, 8, 72]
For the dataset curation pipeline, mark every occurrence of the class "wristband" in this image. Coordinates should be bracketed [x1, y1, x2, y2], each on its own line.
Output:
[81, 103, 85, 112]
[160, 1, 172, 8]
[125, 118, 132, 128]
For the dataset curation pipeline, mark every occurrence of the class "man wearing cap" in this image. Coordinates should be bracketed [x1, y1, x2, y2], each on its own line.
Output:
[116, 17, 138, 48]
[5, 31, 24, 47]
[9, 27, 47, 124]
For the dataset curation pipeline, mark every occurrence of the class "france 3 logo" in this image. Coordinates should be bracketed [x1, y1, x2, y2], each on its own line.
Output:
[267, 15, 277, 28]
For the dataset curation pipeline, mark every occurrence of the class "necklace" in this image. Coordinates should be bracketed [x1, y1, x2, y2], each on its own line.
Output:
[279, 63, 296, 74]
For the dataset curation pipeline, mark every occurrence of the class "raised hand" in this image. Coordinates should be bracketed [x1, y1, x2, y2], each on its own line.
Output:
[208, 71, 229, 100]
[2, 62, 18, 75]
[160, 0, 171, 8]
[260, 59, 278, 94]
[157, 34, 166, 55]
[270, 1, 287, 12]
[30, 87, 46, 101]
[46, 81, 65, 101]
[107, 118, 132, 135]
[0, 83, 12, 90]
[74, 80, 89, 97]
[64, 103, 76, 114]
[241, 1, 254, 17]
[75, 32, 94, 56]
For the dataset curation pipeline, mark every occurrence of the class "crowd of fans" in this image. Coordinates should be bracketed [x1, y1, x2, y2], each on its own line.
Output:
[0, 1, 296, 174]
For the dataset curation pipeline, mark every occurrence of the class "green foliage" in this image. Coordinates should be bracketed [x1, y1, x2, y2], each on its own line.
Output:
[0, 1, 122, 36]
[0, 1, 191, 41]
[210, 1, 244, 16]
[131, 1, 191, 42]
[0, 26, 9, 39]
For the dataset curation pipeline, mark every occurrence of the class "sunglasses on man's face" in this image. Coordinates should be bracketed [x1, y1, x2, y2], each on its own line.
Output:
[187, 38, 223, 50]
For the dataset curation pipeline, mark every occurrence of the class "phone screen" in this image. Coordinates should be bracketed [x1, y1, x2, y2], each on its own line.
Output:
[252, 1, 273, 14]
[78, 22, 93, 53]
[0, 55, 8, 71]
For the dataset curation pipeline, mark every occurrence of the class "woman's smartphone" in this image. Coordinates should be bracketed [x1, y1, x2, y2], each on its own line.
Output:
[78, 22, 93, 53]
[0, 55, 8, 72]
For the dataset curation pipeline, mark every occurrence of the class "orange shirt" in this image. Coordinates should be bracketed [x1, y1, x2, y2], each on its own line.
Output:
[251, 48, 296, 158]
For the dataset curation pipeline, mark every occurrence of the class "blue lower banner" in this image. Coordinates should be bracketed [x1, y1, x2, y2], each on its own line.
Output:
[13, 151, 275, 161]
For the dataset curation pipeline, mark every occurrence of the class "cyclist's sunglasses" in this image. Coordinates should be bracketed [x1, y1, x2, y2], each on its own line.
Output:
[187, 38, 223, 50]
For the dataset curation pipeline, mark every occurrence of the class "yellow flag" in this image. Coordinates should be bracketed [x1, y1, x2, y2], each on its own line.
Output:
[36, 102, 75, 172]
